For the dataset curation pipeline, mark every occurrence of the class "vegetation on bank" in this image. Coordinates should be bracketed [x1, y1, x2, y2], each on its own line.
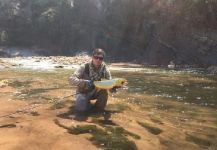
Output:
[54, 119, 140, 150]
[0, 0, 216, 65]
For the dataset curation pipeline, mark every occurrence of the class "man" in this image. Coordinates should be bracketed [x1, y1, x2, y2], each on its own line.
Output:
[69, 48, 111, 118]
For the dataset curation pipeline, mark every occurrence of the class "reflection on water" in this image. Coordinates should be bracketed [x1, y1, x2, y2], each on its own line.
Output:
[0, 68, 217, 150]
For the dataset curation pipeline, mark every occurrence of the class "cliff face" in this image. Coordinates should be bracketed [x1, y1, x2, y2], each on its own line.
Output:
[0, 0, 217, 67]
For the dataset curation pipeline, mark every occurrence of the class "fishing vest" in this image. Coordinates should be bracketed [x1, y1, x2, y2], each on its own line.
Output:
[84, 62, 106, 81]
[77, 62, 106, 93]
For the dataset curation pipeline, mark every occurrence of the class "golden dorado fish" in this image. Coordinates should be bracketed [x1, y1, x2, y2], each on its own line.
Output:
[94, 78, 127, 90]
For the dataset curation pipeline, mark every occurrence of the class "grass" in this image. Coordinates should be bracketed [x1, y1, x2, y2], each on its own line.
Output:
[54, 119, 140, 150]
[159, 137, 171, 146]
[0, 123, 16, 128]
[14, 87, 60, 101]
[137, 121, 163, 135]
[22, 88, 48, 95]
[114, 71, 217, 107]
[149, 116, 164, 125]
[50, 101, 66, 109]
[49, 98, 73, 110]
[105, 126, 141, 140]
[8, 80, 32, 88]
[106, 103, 131, 112]
[30, 111, 40, 116]
[185, 133, 211, 148]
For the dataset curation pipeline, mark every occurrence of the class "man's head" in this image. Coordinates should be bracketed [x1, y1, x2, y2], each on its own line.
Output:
[92, 48, 105, 68]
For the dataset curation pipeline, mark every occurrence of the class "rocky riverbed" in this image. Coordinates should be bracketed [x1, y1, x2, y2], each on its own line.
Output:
[1, 65, 217, 150]
[0, 55, 90, 70]
[0, 49, 217, 150]
[0, 55, 149, 73]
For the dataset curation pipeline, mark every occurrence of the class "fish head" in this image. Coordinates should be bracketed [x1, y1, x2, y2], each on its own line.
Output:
[114, 78, 128, 87]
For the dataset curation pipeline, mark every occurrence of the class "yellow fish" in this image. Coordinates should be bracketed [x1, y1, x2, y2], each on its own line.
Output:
[94, 78, 127, 90]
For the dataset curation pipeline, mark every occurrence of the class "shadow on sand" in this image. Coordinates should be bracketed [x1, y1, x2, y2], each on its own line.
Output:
[56, 105, 122, 126]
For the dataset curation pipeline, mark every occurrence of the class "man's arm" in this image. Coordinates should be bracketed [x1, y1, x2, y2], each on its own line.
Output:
[69, 65, 86, 86]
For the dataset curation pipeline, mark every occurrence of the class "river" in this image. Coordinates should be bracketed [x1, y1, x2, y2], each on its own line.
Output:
[0, 61, 216, 150]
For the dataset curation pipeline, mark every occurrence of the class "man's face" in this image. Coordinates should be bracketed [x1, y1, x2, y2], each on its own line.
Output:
[92, 55, 104, 68]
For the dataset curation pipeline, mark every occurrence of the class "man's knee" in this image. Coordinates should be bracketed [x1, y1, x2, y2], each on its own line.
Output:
[95, 90, 108, 110]
[98, 89, 108, 97]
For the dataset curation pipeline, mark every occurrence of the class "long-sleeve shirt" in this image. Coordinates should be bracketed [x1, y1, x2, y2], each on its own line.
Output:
[69, 61, 111, 93]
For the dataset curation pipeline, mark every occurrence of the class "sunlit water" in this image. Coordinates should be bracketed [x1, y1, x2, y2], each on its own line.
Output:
[0, 67, 217, 150]
[112, 69, 217, 149]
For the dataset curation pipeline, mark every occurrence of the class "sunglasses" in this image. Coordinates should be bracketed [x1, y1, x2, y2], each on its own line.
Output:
[93, 56, 104, 61]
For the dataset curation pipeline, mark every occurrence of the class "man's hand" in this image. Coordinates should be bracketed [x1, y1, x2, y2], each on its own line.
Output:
[86, 80, 93, 88]
[109, 86, 118, 93]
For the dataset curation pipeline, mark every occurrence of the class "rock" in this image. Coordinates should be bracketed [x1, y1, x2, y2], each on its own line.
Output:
[0, 79, 9, 87]
[0, 124, 16, 128]
[0, 59, 11, 68]
[55, 65, 64, 68]
[0, 50, 10, 57]
[168, 61, 175, 69]
[207, 66, 217, 74]
[13, 52, 23, 57]
[50, 55, 91, 65]
[0, 64, 4, 69]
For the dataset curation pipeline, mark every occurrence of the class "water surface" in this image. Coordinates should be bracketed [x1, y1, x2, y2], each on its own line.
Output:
[0, 67, 216, 150]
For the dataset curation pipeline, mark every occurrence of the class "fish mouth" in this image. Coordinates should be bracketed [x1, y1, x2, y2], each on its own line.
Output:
[121, 80, 128, 85]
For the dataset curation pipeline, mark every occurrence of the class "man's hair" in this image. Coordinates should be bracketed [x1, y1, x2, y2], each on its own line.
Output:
[92, 48, 105, 57]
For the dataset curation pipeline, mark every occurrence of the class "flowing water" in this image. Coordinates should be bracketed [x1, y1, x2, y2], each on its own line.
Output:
[112, 68, 217, 150]
[0, 67, 217, 150]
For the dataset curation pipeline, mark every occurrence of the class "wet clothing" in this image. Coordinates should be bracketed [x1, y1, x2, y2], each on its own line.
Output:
[69, 61, 111, 111]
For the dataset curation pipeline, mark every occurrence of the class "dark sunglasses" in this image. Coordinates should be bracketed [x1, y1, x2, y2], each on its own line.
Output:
[93, 56, 104, 61]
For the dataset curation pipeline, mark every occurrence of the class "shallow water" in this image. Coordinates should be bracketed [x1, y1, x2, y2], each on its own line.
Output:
[112, 69, 217, 149]
[113, 70, 217, 107]
[0, 67, 217, 150]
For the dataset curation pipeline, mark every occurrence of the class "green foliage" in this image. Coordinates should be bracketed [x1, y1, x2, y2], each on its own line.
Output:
[0, 0, 216, 59]
[186, 133, 211, 148]
[137, 121, 163, 135]
[8, 80, 32, 88]
[50, 100, 66, 109]
[149, 116, 164, 125]
[30, 111, 40, 116]
[54, 119, 139, 150]
[106, 103, 131, 112]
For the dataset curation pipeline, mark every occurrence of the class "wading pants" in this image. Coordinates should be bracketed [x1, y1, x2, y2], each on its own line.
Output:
[75, 89, 108, 112]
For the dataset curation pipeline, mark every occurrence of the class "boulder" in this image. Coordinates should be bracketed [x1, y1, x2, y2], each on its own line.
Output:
[0, 79, 9, 87]
[207, 66, 217, 74]
[0, 50, 10, 57]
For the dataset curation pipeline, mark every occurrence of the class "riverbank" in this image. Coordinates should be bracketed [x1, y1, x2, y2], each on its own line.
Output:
[1, 56, 215, 75]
